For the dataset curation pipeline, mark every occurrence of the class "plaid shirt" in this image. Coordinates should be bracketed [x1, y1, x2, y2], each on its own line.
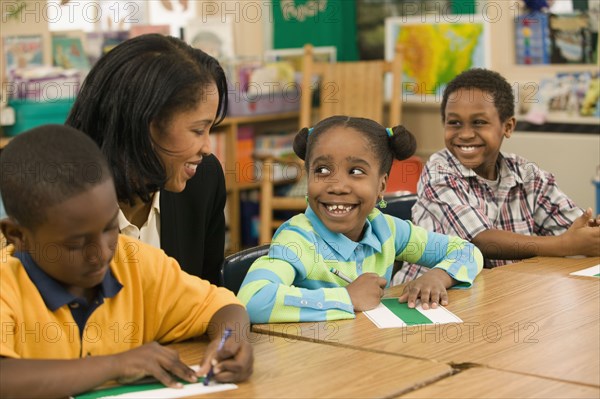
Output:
[395, 149, 581, 282]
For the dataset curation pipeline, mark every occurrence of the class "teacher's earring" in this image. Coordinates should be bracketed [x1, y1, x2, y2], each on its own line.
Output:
[305, 194, 309, 204]
[378, 196, 387, 209]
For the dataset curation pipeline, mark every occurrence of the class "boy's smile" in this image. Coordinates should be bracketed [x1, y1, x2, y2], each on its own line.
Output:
[307, 127, 387, 242]
[444, 88, 515, 180]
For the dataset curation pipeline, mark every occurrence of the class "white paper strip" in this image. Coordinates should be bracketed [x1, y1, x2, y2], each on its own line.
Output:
[100, 383, 237, 399]
[570, 264, 600, 277]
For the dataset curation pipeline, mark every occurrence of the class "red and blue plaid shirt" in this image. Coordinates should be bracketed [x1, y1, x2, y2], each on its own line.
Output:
[395, 149, 582, 282]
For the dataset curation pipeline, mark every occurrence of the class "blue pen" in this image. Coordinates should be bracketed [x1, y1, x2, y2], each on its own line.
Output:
[203, 328, 233, 386]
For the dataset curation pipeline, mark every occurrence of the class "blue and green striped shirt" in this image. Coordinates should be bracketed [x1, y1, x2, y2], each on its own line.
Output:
[238, 206, 483, 323]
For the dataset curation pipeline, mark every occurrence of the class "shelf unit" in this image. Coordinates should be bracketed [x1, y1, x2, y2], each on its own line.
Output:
[215, 111, 300, 253]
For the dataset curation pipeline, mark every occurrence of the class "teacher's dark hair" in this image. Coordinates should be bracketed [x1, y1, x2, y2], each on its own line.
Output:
[66, 34, 228, 205]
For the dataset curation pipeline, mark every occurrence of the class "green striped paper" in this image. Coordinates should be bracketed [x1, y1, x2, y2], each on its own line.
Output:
[380, 299, 433, 325]
[75, 378, 203, 399]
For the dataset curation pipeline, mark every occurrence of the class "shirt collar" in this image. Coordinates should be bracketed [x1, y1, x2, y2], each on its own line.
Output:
[117, 191, 161, 233]
[305, 206, 382, 261]
[14, 251, 122, 311]
[444, 149, 520, 187]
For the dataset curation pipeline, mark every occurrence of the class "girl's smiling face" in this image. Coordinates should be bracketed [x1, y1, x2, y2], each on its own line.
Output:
[307, 126, 387, 242]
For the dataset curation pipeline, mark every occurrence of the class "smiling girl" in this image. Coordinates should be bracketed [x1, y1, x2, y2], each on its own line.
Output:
[238, 116, 483, 323]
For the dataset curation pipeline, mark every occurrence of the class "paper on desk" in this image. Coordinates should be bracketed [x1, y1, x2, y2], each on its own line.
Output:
[569, 264, 600, 278]
[364, 298, 462, 329]
[75, 365, 237, 399]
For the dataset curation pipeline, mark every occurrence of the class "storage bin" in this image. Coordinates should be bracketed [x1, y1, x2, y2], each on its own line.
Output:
[594, 179, 600, 215]
[4, 99, 75, 137]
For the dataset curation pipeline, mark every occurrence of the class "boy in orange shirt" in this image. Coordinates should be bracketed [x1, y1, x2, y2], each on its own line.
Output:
[0, 125, 253, 398]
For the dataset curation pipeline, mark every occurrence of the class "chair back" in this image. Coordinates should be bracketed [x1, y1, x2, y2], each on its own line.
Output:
[386, 156, 424, 194]
[380, 193, 417, 221]
[220, 244, 270, 294]
[300, 43, 404, 128]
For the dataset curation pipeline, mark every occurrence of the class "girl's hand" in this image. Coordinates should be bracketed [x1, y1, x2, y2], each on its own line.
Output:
[346, 273, 387, 311]
[114, 342, 197, 388]
[398, 269, 454, 310]
[197, 333, 254, 383]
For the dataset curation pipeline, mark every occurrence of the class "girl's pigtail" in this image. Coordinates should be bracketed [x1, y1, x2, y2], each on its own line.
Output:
[293, 127, 311, 161]
[389, 125, 417, 161]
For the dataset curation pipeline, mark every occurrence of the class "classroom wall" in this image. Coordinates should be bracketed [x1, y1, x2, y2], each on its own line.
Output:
[194, 0, 266, 57]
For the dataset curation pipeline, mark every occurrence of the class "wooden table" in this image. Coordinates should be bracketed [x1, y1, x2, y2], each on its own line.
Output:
[254, 266, 600, 386]
[499, 256, 599, 277]
[397, 368, 600, 399]
[169, 333, 452, 398]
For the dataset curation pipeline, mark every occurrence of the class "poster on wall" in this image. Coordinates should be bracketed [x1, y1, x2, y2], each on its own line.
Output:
[3, 35, 44, 74]
[271, 0, 359, 61]
[184, 18, 235, 62]
[385, 15, 490, 104]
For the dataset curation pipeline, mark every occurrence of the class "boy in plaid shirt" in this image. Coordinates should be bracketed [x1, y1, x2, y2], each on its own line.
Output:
[396, 69, 599, 281]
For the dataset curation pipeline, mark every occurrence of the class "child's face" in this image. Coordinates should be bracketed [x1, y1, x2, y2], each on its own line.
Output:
[20, 179, 119, 298]
[150, 83, 219, 193]
[444, 88, 515, 180]
[307, 126, 387, 242]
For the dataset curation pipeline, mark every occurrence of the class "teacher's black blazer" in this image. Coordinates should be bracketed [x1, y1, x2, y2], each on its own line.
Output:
[160, 154, 226, 285]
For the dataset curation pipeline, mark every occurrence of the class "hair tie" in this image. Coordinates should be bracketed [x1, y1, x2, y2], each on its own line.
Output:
[308, 127, 314, 135]
[386, 127, 394, 137]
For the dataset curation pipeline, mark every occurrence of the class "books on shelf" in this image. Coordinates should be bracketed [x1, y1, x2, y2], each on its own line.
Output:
[522, 71, 600, 123]
[254, 131, 300, 183]
[210, 127, 257, 184]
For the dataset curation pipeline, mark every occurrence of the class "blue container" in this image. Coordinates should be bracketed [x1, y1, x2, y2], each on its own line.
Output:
[4, 98, 74, 137]
[594, 179, 600, 215]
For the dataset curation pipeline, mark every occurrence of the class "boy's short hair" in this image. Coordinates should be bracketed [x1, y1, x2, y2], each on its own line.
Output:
[441, 68, 515, 123]
[0, 124, 112, 228]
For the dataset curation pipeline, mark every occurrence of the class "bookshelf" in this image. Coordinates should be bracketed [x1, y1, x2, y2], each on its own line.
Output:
[215, 111, 300, 253]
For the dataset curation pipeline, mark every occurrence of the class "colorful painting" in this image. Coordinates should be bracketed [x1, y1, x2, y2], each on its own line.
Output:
[385, 15, 490, 103]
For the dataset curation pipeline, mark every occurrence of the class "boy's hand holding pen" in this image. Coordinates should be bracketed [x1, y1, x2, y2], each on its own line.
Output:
[330, 268, 386, 312]
[199, 327, 254, 385]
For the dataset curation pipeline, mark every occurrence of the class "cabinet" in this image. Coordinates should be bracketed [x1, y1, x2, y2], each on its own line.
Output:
[214, 111, 299, 253]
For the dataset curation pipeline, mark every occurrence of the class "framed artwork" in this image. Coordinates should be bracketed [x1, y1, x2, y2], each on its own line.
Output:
[385, 15, 491, 103]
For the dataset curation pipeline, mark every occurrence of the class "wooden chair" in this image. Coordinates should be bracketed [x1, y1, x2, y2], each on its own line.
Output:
[299, 43, 404, 128]
[258, 43, 405, 244]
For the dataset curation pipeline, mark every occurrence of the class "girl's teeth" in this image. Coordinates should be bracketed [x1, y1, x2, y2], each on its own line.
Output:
[326, 204, 352, 212]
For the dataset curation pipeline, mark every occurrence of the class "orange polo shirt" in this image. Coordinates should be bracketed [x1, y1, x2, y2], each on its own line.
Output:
[0, 235, 240, 359]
